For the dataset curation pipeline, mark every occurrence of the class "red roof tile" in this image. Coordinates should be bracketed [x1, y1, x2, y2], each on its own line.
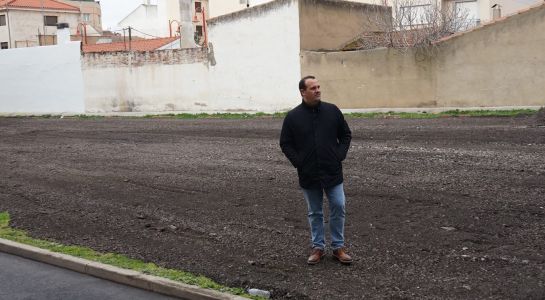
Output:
[0, 0, 79, 11]
[82, 37, 180, 53]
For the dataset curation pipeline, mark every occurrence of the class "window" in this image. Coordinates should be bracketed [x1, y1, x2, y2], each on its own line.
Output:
[195, 1, 202, 12]
[44, 16, 58, 26]
[400, 4, 431, 27]
[455, 1, 480, 28]
[0, 15, 6, 26]
[82, 13, 90, 22]
[1, 42, 8, 49]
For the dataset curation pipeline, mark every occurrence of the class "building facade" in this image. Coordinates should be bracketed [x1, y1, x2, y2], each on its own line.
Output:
[0, 0, 80, 49]
[57, 0, 102, 33]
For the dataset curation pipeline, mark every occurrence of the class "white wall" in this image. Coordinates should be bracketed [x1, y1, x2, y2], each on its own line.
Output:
[118, 5, 164, 38]
[83, 58, 210, 112]
[207, 0, 302, 111]
[209, 0, 272, 17]
[84, 0, 302, 113]
[0, 42, 85, 114]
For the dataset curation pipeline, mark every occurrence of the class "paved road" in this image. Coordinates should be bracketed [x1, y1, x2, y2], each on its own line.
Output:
[0, 252, 178, 300]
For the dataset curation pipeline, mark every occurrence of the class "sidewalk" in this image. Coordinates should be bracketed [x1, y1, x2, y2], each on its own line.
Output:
[0, 252, 177, 300]
[0, 238, 248, 300]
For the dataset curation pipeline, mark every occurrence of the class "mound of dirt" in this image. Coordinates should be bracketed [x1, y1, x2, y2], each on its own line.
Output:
[535, 107, 545, 125]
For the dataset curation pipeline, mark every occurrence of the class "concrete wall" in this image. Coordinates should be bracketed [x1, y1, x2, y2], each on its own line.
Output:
[0, 42, 85, 114]
[435, 4, 545, 107]
[82, 49, 209, 112]
[301, 4, 545, 108]
[84, 0, 302, 113]
[207, 0, 301, 111]
[301, 49, 435, 108]
[298, 0, 390, 50]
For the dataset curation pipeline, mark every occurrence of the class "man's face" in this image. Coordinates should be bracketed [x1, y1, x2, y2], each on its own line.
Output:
[301, 78, 321, 106]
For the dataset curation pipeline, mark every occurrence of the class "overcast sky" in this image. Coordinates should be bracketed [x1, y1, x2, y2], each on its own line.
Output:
[100, 0, 145, 31]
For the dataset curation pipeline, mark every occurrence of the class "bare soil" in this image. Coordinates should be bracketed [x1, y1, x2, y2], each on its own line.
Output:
[0, 116, 544, 299]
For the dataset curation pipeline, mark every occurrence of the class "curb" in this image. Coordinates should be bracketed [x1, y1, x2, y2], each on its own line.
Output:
[0, 238, 248, 300]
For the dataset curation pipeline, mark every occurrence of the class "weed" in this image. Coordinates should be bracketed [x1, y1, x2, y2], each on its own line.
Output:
[0, 212, 260, 299]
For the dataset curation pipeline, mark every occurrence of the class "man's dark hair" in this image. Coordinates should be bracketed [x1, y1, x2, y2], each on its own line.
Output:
[299, 75, 316, 91]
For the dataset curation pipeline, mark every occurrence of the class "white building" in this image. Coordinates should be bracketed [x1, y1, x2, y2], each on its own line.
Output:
[117, 0, 209, 42]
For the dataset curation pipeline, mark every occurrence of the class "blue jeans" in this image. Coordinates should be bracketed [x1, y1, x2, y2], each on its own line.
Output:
[302, 183, 346, 250]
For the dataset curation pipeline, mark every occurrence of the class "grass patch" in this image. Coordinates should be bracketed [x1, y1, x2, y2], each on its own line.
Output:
[144, 112, 287, 119]
[345, 109, 537, 119]
[2, 109, 537, 120]
[0, 211, 259, 299]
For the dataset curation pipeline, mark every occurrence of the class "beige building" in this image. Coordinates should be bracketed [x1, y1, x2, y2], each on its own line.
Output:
[57, 0, 102, 34]
[0, 0, 80, 49]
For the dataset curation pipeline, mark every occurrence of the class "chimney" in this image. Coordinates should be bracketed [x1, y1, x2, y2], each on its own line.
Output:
[179, 0, 198, 48]
[492, 4, 502, 20]
[56, 23, 71, 44]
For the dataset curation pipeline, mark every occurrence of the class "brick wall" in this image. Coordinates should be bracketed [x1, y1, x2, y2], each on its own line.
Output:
[82, 48, 209, 68]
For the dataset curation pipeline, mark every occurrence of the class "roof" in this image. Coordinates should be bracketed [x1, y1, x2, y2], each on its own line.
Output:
[0, 0, 79, 11]
[82, 37, 180, 53]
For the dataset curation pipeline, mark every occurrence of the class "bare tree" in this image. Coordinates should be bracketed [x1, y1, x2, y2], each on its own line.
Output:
[357, 0, 476, 55]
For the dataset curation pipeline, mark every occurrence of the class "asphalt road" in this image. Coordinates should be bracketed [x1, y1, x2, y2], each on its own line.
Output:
[0, 252, 178, 300]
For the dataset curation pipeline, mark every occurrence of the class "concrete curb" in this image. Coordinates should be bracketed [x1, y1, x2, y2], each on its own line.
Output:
[0, 238, 248, 300]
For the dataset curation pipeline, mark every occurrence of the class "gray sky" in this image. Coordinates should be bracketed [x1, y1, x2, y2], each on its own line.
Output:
[100, 0, 144, 31]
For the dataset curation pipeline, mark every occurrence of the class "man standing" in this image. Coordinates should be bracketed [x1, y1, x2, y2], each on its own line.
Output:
[280, 76, 353, 265]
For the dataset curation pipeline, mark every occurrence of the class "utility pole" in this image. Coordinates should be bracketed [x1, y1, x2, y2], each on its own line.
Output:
[128, 26, 132, 52]
[123, 28, 126, 51]
[41, 0, 45, 45]
[127, 26, 133, 69]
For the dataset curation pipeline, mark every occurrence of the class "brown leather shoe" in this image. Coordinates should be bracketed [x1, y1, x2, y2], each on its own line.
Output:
[333, 248, 353, 265]
[307, 248, 325, 265]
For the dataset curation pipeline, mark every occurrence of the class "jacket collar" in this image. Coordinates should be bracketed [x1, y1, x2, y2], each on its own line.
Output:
[301, 99, 322, 111]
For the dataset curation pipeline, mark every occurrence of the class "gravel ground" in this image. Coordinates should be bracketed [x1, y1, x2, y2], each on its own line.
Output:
[0, 116, 544, 299]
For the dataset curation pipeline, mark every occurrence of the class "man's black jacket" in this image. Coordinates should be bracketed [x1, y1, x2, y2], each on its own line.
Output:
[280, 101, 352, 189]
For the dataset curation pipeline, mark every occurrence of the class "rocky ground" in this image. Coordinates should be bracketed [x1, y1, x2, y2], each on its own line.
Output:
[0, 115, 544, 299]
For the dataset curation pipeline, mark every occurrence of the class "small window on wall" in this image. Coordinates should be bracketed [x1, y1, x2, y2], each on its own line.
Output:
[44, 16, 58, 26]
[1, 42, 8, 49]
[83, 13, 90, 22]
[400, 4, 431, 27]
[0, 15, 6, 26]
[194, 25, 203, 44]
[195, 1, 202, 12]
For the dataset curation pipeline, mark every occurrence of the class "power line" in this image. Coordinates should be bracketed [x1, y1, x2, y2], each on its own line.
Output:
[129, 27, 164, 39]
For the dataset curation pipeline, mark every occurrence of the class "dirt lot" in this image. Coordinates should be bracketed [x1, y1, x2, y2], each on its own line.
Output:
[1, 115, 544, 299]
